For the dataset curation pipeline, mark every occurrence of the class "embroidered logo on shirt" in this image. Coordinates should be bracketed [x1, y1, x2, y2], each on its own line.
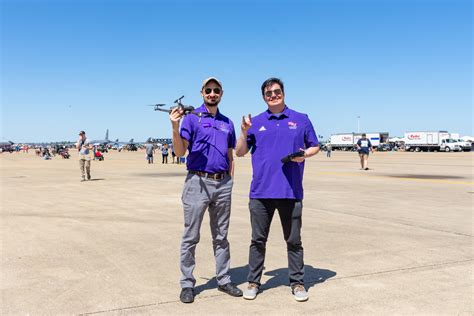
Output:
[288, 121, 297, 129]
[219, 122, 229, 133]
[258, 126, 266, 132]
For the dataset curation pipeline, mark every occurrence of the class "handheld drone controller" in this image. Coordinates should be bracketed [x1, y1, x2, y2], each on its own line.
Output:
[281, 150, 305, 163]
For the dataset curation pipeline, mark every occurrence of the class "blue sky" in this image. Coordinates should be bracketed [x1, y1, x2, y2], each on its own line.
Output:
[1, 0, 472, 143]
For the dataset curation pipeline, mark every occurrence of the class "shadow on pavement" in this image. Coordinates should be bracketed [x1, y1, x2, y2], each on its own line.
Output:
[194, 265, 248, 295]
[194, 264, 336, 295]
[262, 265, 336, 291]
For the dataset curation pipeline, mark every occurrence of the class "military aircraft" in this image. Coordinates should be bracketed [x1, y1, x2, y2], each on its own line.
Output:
[108, 138, 139, 151]
[122, 138, 138, 151]
[89, 129, 119, 146]
[0, 140, 14, 153]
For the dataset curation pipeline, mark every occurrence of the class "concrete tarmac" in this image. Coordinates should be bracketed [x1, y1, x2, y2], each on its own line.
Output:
[1, 150, 472, 315]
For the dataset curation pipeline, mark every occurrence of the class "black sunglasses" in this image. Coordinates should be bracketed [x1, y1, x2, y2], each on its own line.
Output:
[204, 87, 221, 95]
[264, 88, 282, 98]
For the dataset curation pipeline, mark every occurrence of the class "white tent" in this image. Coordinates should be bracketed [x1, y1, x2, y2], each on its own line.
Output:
[460, 136, 474, 142]
[388, 137, 404, 142]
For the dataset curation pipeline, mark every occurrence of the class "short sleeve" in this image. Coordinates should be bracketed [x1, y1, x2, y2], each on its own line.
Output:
[247, 127, 256, 151]
[228, 120, 236, 149]
[304, 115, 319, 148]
[179, 116, 193, 143]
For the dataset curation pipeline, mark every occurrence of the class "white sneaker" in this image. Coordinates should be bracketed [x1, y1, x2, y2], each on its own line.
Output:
[243, 282, 259, 300]
[292, 284, 308, 302]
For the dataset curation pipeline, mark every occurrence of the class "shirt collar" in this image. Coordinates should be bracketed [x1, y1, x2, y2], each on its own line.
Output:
[266, 105, 290, 120]
[196, 103, 221, 118]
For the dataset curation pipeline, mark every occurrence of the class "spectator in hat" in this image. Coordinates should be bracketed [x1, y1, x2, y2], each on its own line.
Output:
[76, 130, 92, 181]
[169, 77, 242, 303]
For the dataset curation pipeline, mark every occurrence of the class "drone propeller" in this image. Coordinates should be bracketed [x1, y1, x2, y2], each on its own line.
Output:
[146, 104, 166, 107]
[147, 96, 200, 116]
[174, 95, 185, 104]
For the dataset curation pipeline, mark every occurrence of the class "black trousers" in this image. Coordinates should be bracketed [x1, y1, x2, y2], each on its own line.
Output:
[247, 198, 304, 287]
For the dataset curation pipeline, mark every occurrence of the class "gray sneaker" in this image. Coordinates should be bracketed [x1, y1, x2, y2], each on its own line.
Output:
[292, 284, 308, 302]
[243, 282, 259, 300]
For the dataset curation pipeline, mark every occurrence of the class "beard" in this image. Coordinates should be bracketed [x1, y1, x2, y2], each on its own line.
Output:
[204, 100, 219, 107]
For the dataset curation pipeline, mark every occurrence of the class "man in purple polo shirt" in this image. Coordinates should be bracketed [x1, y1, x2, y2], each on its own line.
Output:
[169, 77, 242, 303]
[235, 77, 320, 302]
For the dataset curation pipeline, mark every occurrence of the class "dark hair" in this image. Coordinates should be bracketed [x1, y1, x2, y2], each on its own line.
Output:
[261, 77, 284, 96]
[362, 133, 366, 137]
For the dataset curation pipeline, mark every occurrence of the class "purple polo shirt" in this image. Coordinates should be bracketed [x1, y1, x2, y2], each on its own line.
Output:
[247, 106, 319, 200]
[180, 104, 236, 173]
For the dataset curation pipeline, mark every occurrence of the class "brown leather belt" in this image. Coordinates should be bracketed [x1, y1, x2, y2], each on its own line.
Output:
[189, 170, 228, 180]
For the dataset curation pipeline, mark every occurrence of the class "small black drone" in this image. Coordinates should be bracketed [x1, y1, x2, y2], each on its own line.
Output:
[147, 96, 197, 115]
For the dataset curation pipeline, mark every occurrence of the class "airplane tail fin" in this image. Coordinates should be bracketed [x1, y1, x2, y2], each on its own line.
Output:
[105, 129, 109, 141]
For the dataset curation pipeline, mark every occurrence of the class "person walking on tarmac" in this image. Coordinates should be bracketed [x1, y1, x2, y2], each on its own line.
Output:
[161, 143, 169, 164]
[169, 77, 242, 303]
[356, 133, 373, 170]
[145, 141, 154, 164]
[326, 142, 332, 157]
[77, 130, 92, 181]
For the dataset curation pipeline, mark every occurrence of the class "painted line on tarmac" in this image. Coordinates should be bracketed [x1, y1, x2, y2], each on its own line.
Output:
[324, 258, 473, 282]
[318, 171, 474, 186]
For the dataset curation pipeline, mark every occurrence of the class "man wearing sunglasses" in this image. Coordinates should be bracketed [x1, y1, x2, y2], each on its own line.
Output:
[169, 77, 242, 303]
[235, 77, 320, 302]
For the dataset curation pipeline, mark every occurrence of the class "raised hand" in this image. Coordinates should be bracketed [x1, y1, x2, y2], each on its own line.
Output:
[241, 114, 252, 132]
[170, 108, 184, 126]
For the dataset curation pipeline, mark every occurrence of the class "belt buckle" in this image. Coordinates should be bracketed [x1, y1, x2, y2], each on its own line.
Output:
[192, 170, 225, 180]
[207, 172, 221, 180]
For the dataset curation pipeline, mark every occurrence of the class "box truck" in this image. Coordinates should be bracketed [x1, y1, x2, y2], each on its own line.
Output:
[404, 131, 462, 152]
[330, 133, 388, 150]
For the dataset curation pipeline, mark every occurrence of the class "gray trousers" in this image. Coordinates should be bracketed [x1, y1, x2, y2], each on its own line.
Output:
[180, 172, 233, 288]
